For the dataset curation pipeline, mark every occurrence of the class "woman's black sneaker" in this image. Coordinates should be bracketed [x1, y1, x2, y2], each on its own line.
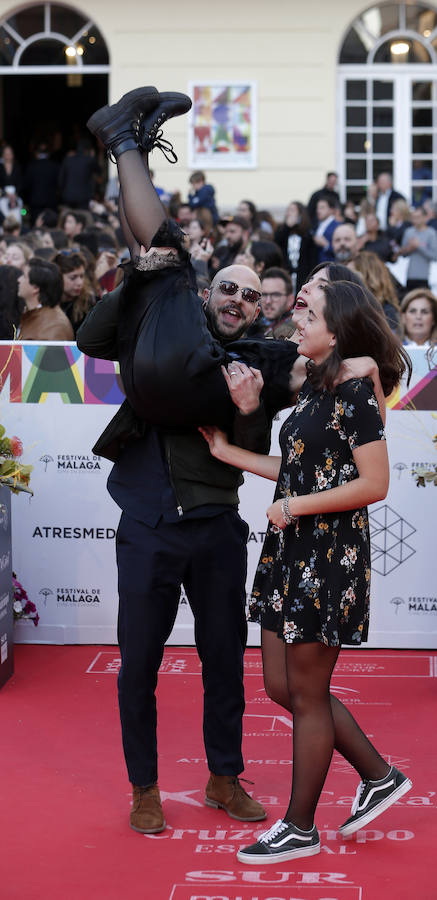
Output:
[237, 818, 320, 864]
[339, 766, 412, 837]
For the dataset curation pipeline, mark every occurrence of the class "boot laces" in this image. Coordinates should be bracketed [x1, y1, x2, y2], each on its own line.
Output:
[258, 818, 288, 844]
[149, 130, 178, 164]
[351, 780, 366, 815]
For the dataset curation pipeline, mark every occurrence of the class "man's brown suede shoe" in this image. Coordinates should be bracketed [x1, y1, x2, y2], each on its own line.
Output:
[130, 784, 166, 833]
[205, 774, 267, 822]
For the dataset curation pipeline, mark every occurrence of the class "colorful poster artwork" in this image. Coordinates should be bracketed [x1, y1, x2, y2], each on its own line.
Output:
[188, 82, 257, 169]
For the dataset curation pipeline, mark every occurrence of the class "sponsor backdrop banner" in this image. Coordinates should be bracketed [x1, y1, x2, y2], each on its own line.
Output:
[2, 342, 435, 649]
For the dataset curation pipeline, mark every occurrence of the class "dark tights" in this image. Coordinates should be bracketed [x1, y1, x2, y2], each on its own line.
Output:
[261, 629, 389, 830]
[117, 149, 167, 258]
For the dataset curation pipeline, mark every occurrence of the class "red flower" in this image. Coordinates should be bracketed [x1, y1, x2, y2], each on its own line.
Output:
[10, 436, 23, 457]
[24, 600, 36, 614]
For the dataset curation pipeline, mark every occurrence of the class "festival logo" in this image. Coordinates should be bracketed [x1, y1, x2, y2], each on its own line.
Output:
[55, 586, 101, 605]
[38, 588, 53, 606]
[410, 459, 437, 488]
[393, 461, 408, 479]
[39, 454, 54, 471]
[389, 594, 436, 615]
[391, 596, 405, 615]
[407, 595, 437, 615]
[39, 452, 102, 473]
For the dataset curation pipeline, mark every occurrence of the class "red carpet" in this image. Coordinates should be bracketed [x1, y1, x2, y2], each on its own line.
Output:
[1, 646, 434, 899]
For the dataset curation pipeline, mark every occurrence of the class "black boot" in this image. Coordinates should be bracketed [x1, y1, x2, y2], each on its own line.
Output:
[137, 91, 192, 162]
[86, 86, 160, 160]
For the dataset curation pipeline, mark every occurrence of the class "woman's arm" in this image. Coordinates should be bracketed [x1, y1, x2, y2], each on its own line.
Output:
[290, 356, 386, 422]
[199, 426, 281, 481]
[267, 439, 389, 528]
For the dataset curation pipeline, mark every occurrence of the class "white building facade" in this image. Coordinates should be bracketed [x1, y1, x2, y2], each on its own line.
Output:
[0, 2, 435, 215]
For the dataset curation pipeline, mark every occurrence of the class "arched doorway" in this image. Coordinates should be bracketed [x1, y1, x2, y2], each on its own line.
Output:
[0, 3, 109, 162]
[337, 2, 437, 205]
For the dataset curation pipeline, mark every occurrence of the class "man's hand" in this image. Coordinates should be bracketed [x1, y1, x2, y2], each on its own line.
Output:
[335, 356, 386, 424]
[222, 362, 264, 415]
[190, 238, 214, 261]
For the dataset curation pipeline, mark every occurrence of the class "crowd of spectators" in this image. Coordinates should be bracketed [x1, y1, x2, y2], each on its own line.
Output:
[0, 139, 436, 351]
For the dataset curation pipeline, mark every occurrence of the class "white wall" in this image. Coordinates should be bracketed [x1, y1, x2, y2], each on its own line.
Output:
[0, 0, 367, 209]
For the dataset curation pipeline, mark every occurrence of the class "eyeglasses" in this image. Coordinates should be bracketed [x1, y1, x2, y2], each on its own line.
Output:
[217, 280, 261, 304]
[261, 292, 287, 300]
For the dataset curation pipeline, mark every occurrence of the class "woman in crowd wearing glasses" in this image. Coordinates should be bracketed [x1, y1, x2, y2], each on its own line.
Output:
[200, 277, 412, 864]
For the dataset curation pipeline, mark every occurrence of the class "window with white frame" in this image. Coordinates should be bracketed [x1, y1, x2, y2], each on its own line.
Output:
[0, 3, 108, 68]
[338, 2, 437, 205]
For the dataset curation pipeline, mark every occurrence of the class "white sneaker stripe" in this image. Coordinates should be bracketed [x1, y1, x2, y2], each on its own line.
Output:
[270, 833, 313, 848]
[356, 778, 395, 811]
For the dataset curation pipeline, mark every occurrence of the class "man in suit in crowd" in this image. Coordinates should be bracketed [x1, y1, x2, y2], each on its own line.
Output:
[307, 172, 340, 228]
[375, 172, 405, 231]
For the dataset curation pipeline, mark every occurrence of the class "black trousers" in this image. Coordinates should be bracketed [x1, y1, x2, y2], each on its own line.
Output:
[116, 509, 249, 786]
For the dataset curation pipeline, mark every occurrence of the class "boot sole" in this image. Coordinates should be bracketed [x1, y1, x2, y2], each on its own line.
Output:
[205, 796, 267, 822]
[339, 777, 412, 837]
[87, 86, 159, 136]
[130, 818, 167, 834]
[237, 842, 321, 864]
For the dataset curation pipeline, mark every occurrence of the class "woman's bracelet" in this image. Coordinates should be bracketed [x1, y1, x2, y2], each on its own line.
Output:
[281, 496, 298, 526]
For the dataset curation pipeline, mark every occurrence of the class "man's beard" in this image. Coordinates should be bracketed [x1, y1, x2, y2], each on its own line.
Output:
[204, 301, 248, 343]
[335, 248, 353, 262]
[229, 237, 244, 253]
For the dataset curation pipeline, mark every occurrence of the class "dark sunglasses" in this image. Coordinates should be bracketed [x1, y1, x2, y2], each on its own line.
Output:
[218, 280, 261, 305]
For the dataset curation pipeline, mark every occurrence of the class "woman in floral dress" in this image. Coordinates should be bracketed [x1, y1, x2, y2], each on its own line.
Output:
[200, 277, 412, 864]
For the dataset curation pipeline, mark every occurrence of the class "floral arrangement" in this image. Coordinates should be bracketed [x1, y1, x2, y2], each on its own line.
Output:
[12, 573, 39, 626]
[0, 425, 33, 494]
[0, 425, 37, 623]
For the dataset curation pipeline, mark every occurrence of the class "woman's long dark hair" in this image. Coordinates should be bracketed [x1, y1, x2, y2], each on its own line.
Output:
[307, 280, 411, 396]
[54, 251, 93, 323]
[0, 264, 23, 336]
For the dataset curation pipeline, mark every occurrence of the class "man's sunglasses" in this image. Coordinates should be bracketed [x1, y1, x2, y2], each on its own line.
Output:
[218, 280, 261, 305]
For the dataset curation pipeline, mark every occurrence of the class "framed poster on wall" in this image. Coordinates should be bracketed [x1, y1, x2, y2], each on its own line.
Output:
[188, 81, 257, 169]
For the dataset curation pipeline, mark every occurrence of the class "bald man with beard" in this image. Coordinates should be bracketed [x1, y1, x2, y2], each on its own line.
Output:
[78, 85, 305, 837]
[78, 251, 301, 834]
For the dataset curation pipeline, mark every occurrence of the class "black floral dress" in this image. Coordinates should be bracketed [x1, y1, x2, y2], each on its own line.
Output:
[249, 377, 385, 646]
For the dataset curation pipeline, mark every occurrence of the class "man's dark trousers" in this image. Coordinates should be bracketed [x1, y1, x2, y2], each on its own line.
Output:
[116, 508, 249, 786]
